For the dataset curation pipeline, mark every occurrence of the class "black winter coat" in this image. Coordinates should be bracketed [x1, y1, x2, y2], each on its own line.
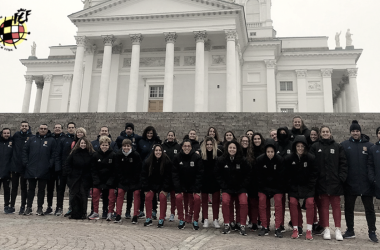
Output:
[341, 135, 374, 196]
[91, 149, 117, 189]
[11, 130, 34, 173]
[276, 127, 293, 158]
[162, 141, 181, 161]
[91, 135, 119, 153]
[0, 135, 12, 179]
[65, 148, 93, 188]
[138, 137, 161, 161]
[141, 156, 172, 193]
[368, 142, 380, 199]
[115, 131, 142, 151]
[215, 155, 251, 194]
[256, 154, 285, 196]
[201, 150, 223, 194]
[114, 149, 142, 191]
[55, 133, 75, 174]
[172, 151, 203, 193]
[290, 127, 311, 141]
[22, 131, 57, 180]
[310, 139, 348, 196]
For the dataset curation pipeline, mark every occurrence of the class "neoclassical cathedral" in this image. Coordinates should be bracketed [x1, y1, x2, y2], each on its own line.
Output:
[20, 0, 361, 113]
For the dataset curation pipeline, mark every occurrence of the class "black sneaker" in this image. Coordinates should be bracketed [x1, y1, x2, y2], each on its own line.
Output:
[138, 211, 145, 218]
[298, 227, 303, 236]
[369, 231, 379, 243]
[102, 211, 107, 219]
[257, 220, 262, 229]
[235, 223, 242, 231]
[55, 208, 63, 216]
[193, 221, 199, 230]
[152, 210, 157, 220]
[343, 229, 356, 239]
[144, 218, 153, 226]
[157, 219, 164, 228]
[23, 207, 32, 216]
[280, 225, 286, 233]
[275, 228, 283, 238]
[258, 227, 269, 236]
[288, 221, 293, 229]
[230, 221, 236, 231]
[114, 214, 122, 223]
[82, 213, 87, 220]
[36, 207, 44, 216]
[251, 223, 258, 232]
[44, 206, 53, 215]
[125, 210, 131, 219]
[240, 225, 247, 236]
[178, 220, 186, 229]
[3, 206, 9, 213]
[5, 206, 15, 214]
[313, 224, 324, 235]
[19, 207, 25, 215]
[64, 210, 72, 217]
[132, 215, 138, 224]
[222, 224, 231, 234]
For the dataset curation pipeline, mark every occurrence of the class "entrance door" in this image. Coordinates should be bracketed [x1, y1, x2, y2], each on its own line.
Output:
[148, 100, 163, 112]
[148, 86, 164, 112]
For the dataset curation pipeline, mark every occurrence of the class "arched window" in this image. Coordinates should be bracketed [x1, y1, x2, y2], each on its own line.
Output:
[245, 0, 260, 23]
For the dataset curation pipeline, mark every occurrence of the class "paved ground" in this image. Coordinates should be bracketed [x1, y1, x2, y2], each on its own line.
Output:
[0, 197, 379, 250]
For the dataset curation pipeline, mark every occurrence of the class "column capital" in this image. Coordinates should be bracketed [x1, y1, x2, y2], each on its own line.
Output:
[264, 59, 277, 69]
[24, 75, 33, 83]
[63, 74, 73, 82]
[194, 31, 207, 43]
[321, 68, 333, 78]
[347, 68, 358, 78]
[75, 36, 88, 47]
[295, 69, 307, 78]
[35, 81, 44, 89]
[130, 34, 143, 45]
[164, 32, 177, 44]
[225, 30, 237, 41]
[43, 74, 53, 83]
[102, 35, 116, 46]
[85, 44, 97, 55]
[112, 43, 123, 54]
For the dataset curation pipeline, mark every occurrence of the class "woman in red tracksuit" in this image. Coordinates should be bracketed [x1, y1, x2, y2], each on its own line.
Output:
[215, 141, 251, 236]
[255, 139, 285, 238]
[141, 144, 172, 228]
[285, 135, 318, 240]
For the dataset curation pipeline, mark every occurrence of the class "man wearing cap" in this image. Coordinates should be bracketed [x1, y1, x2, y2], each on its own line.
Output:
[341, 120, 378, 243]
[116, 123, 142, 151]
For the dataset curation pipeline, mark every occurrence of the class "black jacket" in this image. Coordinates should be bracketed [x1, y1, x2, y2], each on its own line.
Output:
[368, 141, 380, 199]
[0, 134, 12, 179]
[55, 133, 75, 174]
[91, 149, 117, 189]
[285, 136, 318, 199]
[201, 149, 223, 194]
[290, 126, 311, 141]
[172, 150, 203, 193]
[341, 135, 374, 196]
[91, 135, 119, 153]
[115, 131, 142, 151]
[11, 130, 34, 173]
[22, 131, 57, 180]
[65, 148, 93, 187]
[310, 138, 348, 196]
[276, 127, 293, 158]
[256, 153, 285, 196]
[137, 137, 161, 161]
[162, 140, 181, 161]
[141, 156, 172, 193]
[114, 149, 142, 191]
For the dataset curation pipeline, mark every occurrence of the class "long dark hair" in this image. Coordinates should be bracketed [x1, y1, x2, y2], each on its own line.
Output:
[252, 132, 266, 154]
[223, 130, 237, 143]
[222, 141, 244, 163]
[146, 144, 169, 176]
[206, 127, 221, 143]
[142, 126, 159, 141]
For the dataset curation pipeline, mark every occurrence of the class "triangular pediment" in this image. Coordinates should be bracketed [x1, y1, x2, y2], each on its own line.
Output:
[69, 0, 242, 19]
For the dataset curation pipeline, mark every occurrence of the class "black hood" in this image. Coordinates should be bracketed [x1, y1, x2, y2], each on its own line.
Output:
[277, 126, 290, 143]
[292, 135, 308, 152]
[264, 139, 277, 152]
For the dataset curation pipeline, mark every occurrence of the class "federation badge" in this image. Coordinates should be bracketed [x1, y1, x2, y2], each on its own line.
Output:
[129, 158, 133, 163]
[109, 159, 112, 163]
[44, 141, 48, 144]
[236, 164, 240, 169]
[363, 147, 367, 151]
[9, 142, 12, 146]
[287, 149, 291, 154]
[304, 162, 307, 167]
[190, 161, 194, 167]
[174, 150, 177, 154]
[330, 149, 335, 154]
[274, 165, 277, 170]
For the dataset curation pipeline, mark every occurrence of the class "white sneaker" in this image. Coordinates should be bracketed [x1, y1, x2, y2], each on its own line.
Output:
[203, 219, 209, 228]
[169, 214, 175, 222]
[335, 229, 343, 241]
[213, 219, 220, 228]
[323, 228, 331, 240]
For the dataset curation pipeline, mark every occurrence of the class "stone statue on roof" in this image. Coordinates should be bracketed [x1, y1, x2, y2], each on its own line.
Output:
[81, 0, 91, 9]
[31, 42, 36, 57]
[346, 29, 353, 46]
[335, 31, 341, 47]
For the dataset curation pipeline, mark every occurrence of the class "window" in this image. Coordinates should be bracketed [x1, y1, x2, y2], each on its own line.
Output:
[250, 32, 257, 36]
[149, 86, 164, 98]
[281, 108, 294, 113]
[280, 81, 293, 91]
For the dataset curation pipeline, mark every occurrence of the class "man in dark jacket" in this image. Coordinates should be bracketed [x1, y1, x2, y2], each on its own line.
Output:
[10, 121, 33, 215]
[341, 120, 377, 242]
[115, 123, 142, 151]
[54, 122, 76, 216]
[91, 126, 118, 152]
[0, 128, 13, 213]
[22, 124, 57, 216]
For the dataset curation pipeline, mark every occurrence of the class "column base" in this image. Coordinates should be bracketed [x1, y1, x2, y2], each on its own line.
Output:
[335, 47, 342, 50]
[345, 46, 355, 50]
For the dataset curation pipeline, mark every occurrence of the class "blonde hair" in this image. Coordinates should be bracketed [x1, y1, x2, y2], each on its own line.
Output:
[75, 127, 87, 140]
[99, 136, 111, 145]
[200, 136, 218, 160]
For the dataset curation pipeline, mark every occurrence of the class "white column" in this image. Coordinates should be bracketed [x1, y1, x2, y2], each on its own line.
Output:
[34, 81, 44, 113]
[346, 68, 360, 112]
[236, 43, 242, 112]
[61, 75, 73, 112]
[296, 70, 307, 112]
[341, 89, 347, 113]
[163, 32, 177, 112]
[69, 36, 87, 112]
[321, 69, 334, 112]
[80, 44, 96, 112]
[265, 60, 277, 112]
[194, 31, 207, 112]
[107, 43, 123, 112]
[22, 75, 33, 113]
[337, 95, 343, 113]
[225, 30, 237, 112]
[40, 75, 53, 113]
[97, 35, 115, 112]
[127, 34, 143, 112]
[204, 40, 210, 112]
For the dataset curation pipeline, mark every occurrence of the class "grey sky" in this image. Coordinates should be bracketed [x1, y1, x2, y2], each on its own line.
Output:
[0, 0, 378, 113]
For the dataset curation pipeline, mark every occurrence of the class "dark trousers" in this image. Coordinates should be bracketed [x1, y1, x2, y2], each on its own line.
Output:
[11, 172, 27, 208]
[57, 175, 68, 209]
[69, 179, 90, 215]
[126, 190, 133, 211]
[46, 171, 59, 208]
[27, 179, 48, 208]
[0, 179, 11, 207]
[344, 195, 376, 232]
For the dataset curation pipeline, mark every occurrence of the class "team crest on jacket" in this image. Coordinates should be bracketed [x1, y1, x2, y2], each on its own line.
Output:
[174, 150, 177, 154]
[190, 161, 194, 167]
[236, 164, 240, 169]
[43, 141, 48, 147]
[304, 162, 307, 167]
[274, 165, 276, 170]
[9, 142, 12, 146]
[363, 147, 367, 151]
[122, 158, 124, 161]
[129, 158, 133, 163]
[109, 159, 112, 163]
[287, 150, 291, 154]
[132, 138, 135, 142]
[330, 149, 335, 154]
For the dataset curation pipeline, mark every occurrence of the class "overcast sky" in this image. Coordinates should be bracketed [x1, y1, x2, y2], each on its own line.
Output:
[0, 0, 379, 113]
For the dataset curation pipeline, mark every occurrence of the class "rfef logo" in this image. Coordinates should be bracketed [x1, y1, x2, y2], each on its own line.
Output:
[0, 9, 31, 51]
